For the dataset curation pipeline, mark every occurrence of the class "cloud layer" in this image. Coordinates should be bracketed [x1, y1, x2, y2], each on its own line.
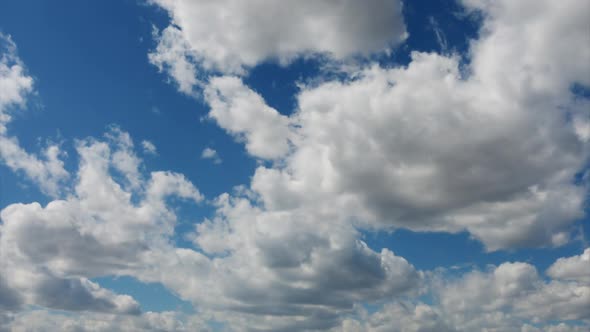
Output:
[0, 34, 68, 196]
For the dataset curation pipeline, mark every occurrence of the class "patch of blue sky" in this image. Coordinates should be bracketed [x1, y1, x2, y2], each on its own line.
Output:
[93, 276, 193, 313]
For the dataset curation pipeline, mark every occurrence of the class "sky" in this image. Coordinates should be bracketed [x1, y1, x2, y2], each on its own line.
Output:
[0, 0, 589, 331]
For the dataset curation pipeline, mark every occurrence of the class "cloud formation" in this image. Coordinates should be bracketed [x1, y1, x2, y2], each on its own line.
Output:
[0, 127, 202, 317]
[0, 33, 68, 196]
[204, 0, 590, 250]
[204, 76, 291, 159]
[149, 0, 407, 76]
[0, 0, 589, 331]
[340, 249, 590, 331]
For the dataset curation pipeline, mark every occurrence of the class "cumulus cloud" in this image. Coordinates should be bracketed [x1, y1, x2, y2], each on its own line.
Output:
[436, 261, 590, 326]
[156, 192, 421, 330]
[204, 76, 291, 159]
[0, 127, 202, 317]
[141, 140, 157, 156]
[2, 0, 590, 331]
[148, 0, 407, 76]
[141, 0, 590, 327]
[0, 35, 32, 126]
[202, 0, 590, 250]
[547, 248, 590, 283]
[149, 25, 201, 95]
[0, 33, 68, 196]
[0, 273, 22, 311]
[338, 249, 590, 331]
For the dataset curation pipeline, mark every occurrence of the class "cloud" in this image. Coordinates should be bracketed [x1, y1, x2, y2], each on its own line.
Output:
[201, 147, 221, 164]
[32, 277, 140, 315]
[0, 127, 202, 316]
[1, 0, 590, 330]
[142, 140, 158, 156]
[204, 0, 590, 250]
[2, 310, 209, 332]
[157, 192, 421, 330]
[204, 76, 291, 159]
[547, 248, 590, 283]
[0, 35, 33, 125]
[0, 273, 22, 311]
[339, 302, 454, 332]
[148, 25, 201, 96]
[338, 249, 590, 331]
[0, 33, 68, 197]
[148, 0, 407, 76]
[432, 259, 590, 330]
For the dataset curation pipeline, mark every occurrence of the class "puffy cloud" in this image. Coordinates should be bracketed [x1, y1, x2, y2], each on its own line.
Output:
[2, 0, 590, 330]
[0, 35, 32, 128]
[152, 192, 421, 331]
[336, 249, 590, 332]
[204, 76, 291, 159]
[0, 33, 68, 196]
[0, 127, 202, 316]
[211, 0, 590, 250]
[338, 302, 454, 332]
[32, 278, 140, 315]
[149, 0, 407, 75]
[2, 310, 208, 332]
[434, 260, 590, 330]
[106, 127, 143, 189]
[547, 248, 590, 283]
[284, 53, 586, 250]
[201, 147, 221, 164]
[0, 139, 68, 196]
[148, 25, 201, 95]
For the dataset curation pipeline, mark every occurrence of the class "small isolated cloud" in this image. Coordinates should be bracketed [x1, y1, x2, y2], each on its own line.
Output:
[141, 140, 157, 156]
[201, 147, 221, 164]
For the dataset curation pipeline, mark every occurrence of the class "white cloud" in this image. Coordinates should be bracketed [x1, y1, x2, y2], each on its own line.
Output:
[337, 249, 590, 332]
[433, 260, 590, 330]
[141, 140, 157, 156]
[2, 0, 590, 330]
[0, 129, 202, 316]
[204, 76, 291, 159]
[0, 36, 32, 129]
[146, 0, 590, 328]
[208, 0, 590, 250]
[157, 192, 421, 330]
[0, 33, 68, 197]
[200, 147, 221, 164]
[148, 25, 201, 96]
[148, 0, 407, 75]
[547, 248, 590, 283]
[2, 310, 209, 332]
[339, 302, 453, 332]
[5, 22, 413, 332]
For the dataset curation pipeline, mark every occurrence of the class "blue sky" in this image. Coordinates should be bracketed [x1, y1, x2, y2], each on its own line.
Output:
[0, 0, 589, 331]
